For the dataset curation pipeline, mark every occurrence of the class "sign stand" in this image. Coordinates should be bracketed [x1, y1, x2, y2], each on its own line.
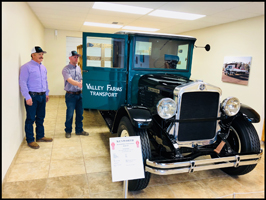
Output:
[109, 136, 145, 199]
[123, 180, 128, 198]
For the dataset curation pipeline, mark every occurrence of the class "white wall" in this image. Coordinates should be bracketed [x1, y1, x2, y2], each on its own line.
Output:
[66, 37, 82, 65]
[180, 16, 264, 139]
[44, 29, 82, 95]
[2, 2, 44, 182]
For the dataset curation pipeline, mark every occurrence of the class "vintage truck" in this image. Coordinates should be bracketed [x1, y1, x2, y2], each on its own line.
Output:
[224, 65, 248, 76]
[81, 31, 262, 191]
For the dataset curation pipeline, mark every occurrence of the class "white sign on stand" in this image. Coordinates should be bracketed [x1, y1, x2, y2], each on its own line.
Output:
[109, 136, 144, 182]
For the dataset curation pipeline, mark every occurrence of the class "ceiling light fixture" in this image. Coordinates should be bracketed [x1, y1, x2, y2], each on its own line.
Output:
[92, 2, 153, 15]
[83, 22, 123, 28]
[148, 10, 205, 20]
[122, 26, 159, 32]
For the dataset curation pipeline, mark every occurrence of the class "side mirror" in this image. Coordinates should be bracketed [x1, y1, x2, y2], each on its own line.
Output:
[205, 44, 210, 51]
[194, 44, 211, 51]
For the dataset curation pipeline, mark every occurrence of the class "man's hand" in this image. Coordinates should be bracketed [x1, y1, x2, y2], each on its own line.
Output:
[26, 98, 33, 106]
[77, 82, 82, 89]
[46, 95, 49, 102]
[67, 78, 82, 88]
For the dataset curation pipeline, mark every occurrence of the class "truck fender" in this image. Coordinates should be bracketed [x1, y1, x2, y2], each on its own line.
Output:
[111, 106, 153, 133]
[239, 103, 260, 123]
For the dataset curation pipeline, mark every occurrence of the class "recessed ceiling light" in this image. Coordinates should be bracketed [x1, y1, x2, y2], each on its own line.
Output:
[122, 26, 159, 32]
[84, 22, 123, 28]
[93, 2, 153, 15]
[148, 10, 205, 20]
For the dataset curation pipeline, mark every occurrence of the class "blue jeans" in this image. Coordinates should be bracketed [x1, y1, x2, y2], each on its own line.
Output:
[24, 93, 46, 143]
[65, 93, 83, 133]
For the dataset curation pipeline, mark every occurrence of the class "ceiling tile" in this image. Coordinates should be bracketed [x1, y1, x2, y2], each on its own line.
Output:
[157, 2, 250, 15]
[26, 2, 264, 34]
[106, 2, 166, 9]
[84, 14, 135, 25]
[87, 9, 144, 19]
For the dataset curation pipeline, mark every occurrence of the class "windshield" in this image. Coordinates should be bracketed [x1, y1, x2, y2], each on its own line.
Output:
[134, 36, 192, 70]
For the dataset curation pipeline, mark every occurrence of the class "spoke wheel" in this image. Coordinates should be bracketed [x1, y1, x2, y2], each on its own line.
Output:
[214, 116, 261, 175]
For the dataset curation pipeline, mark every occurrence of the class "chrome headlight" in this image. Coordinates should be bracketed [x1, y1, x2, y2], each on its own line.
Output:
[157, 98, 177, 119]
[221, 97, 240, 116]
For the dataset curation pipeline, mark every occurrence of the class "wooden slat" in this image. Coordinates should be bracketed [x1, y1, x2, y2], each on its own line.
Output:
[87, 56, 111, 61]
[87, 43, 112, 48]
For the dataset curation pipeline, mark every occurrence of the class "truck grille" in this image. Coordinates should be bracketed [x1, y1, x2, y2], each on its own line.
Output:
[177, 92, 220, 141]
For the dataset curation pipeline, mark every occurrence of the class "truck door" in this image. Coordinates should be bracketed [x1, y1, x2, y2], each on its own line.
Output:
[82, 32, 128, 110]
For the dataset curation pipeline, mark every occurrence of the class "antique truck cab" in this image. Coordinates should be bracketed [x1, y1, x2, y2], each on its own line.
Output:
[82, 31, 262, 191]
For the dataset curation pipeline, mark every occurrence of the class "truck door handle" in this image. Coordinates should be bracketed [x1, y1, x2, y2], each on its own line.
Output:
[83, 70, 89, 73]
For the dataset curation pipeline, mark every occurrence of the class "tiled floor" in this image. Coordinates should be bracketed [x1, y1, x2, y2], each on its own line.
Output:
[2, 96, 265, 198]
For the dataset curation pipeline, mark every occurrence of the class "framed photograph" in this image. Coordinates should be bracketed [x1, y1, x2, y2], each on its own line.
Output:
[222, 56, 252, 85]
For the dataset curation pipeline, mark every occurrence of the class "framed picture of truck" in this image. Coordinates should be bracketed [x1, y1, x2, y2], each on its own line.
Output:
[222, 56, 252, 85]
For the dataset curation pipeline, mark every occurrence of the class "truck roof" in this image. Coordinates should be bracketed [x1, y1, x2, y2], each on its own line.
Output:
[115, 31, 197, 41]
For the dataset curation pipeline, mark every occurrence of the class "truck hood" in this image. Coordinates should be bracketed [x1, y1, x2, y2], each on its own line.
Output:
[138, 73, 192, 94]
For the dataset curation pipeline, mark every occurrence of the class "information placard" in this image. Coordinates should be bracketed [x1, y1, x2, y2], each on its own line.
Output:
[109, 136, 145, 182]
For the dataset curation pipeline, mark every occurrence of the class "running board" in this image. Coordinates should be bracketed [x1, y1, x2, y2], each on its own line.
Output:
[145, 150, 263, 175]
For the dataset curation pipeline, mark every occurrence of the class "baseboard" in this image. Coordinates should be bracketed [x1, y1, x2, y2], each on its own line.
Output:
[49, 95, 64, 97]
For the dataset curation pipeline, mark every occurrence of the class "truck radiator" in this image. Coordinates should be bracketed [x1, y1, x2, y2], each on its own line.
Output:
[177, 92, 220, 141]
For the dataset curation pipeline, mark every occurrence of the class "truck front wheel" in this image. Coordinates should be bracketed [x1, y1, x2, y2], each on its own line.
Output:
[117, 116, 151, 191]
[215, 116, 261, 175]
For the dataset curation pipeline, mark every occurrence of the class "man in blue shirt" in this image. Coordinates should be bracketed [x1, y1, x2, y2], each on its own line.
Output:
[62, 50, 89, 138]
[19, 46, 53, 149]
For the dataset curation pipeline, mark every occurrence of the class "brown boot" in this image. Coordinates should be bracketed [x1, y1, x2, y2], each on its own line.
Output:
[36, 137, 53, 142]
[28, 142, 40, 149]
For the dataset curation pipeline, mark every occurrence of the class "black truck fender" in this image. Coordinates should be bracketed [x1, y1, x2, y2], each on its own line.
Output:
[238, 103, 260, 123]
[111, 106, 153, 133]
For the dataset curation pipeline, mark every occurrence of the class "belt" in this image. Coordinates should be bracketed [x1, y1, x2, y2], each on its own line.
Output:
[66, 91, 82, 94]
[29, 91, 46, 95]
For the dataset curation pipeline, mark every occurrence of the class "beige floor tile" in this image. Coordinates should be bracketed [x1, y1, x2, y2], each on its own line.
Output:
[88, 190, 135, 198]
[49, 158, 86, 178]
[6, 161, 50, 182]
[191, 169, 229, 180]
[43, 121, 57, 127]
[234, 191, 264, 198]
[82, 143, 110, 158]
[161, 171, 198, 184]
[2, 179, 47, 198]
[87, 171, 123, 193]
[232, 171, 264, 191]
[131, 184, 176, 198]
[148, 174, 167, 186]
[45, 174, 89, 198]
[15, 148, 52, 164]
[168, 180, 217, 198]
[52, 135, 81, 148]
[42, 130, 55, 138]
[51, 146, 83, 160]
[84, 156, 111, 173]
[80, 135, 109, 147]
[45, 113, 58, 119]
[37, 141, 54, 149]
[54, 130, 67, 136]
[3, 97, 265, 198]
[44, 126, 56, 131]
[46, 104, 59, 108]
[196, 176, 253, 197]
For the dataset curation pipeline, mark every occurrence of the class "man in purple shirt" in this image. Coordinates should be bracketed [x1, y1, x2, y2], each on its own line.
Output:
[62, 50, 89, 138]
[19, 46, 53, 149]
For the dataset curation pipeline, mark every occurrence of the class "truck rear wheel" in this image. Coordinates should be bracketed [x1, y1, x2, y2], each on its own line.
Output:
[216, 116, 261, 175]
[117, 116, 151, 191]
